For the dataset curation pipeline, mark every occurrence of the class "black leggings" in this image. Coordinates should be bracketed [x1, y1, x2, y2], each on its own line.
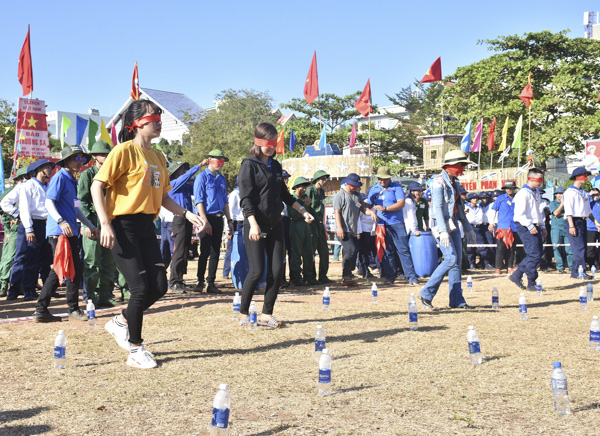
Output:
[111, 214, 168, 344]
[197, 214, 224, 284]
[240, 219, 284, 316]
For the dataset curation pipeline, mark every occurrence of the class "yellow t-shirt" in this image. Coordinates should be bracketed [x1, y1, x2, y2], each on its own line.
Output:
[94, 140, 172, 221]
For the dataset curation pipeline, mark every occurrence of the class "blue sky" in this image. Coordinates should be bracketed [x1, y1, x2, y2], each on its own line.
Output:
[1, 1, 596, 117]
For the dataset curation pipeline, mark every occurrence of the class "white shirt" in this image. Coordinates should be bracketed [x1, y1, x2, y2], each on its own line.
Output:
[465, 204, 484, 225]
[0, 184, 22, 218]
[228, 188, 244, 221]
[402, 197, 419, 234]
[19, 178, 49, 232]
[159, 207, 174, 223]
[513, 185, 545, 230]
[357, 211, 376, 235]
[563, 185, 591, 218]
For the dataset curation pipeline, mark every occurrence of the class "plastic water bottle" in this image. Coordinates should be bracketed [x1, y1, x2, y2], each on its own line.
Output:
[492, 287, 499, 310]
[54, 330, 66, 369]
[536, 277, 543, 296]
[467, 326, 482, 364]
[210, 383, 231, 435]
[315, 325, 326, 362]
[318, 348, 332, 395]
[322, 287, 330, 311]
[371, 282, 378, 303]
[408, 293, 418, 330]
[587, 282, 594, 302]
[466, 275, 473, 292]
[232, 292, 241, 320]
[551, 362, 571, 415]
[580, 287, 588, 310]
[248, 301, 257, 331]
[590, 316, 600, 350]
[578, 265, 584, 280]
[519, 293, 528, 320]
[86, 300, 96, 327]
[592, 265, 597, 279]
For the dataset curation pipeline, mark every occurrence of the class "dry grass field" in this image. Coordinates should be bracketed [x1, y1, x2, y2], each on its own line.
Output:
[1, 260, 600, 435]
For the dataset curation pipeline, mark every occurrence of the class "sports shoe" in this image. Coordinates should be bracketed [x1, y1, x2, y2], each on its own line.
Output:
[421, 297, 433, 309]
[105, 315, 130, 351]
[319, 277, 334, 284]
[126, 345, 157, 369]
[206, 283, 222, 294]
[508, 274, 525, 290]
[169, 283, 187, 294]
[68, 309, 88, 321]
[33, 310, 62, 323]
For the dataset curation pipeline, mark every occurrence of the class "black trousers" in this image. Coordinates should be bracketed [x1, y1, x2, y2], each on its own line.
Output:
[495, 231, 523, 270]
[170, 216, 193, 285]
[587, 229, 600, 268]
[36, 235, 83, 313]
[197, 214, 224, 285]
[111, 214, 168, 345]
[240, 219, 284, 316]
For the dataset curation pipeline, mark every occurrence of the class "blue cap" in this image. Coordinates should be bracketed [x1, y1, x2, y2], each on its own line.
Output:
[424, 189, 432, 200]
[27, 158, 55, 175]
[282, 169, 290, 178]
[407, 181, 424, 192]
[554, 187, 566, 195]
[466, 192, 480, 201]
[570, 166, 591, 180]
[480, 191, 491, 198]
[553, 362, 561, 368]
[341, 173, 362, 187]
[459, 186, 467, 194]
[493, 189, 503, 197]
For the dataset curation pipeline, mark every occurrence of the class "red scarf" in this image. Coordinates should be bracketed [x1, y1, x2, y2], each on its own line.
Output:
[494, 228, 514, 248]
[375, 225, 386, 261]
[54, 235, 75, 283]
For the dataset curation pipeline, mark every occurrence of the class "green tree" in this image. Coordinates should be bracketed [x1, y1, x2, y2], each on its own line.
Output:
[182, 89, 277, 188]
[155, 138, 183, 162]
[0, 99, 17, 177]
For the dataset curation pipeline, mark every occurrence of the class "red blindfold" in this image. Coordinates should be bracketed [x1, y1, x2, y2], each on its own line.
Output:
[254, 137, 277, 148]
[210, 158, 225, 166]
[125, 114, 161, 132]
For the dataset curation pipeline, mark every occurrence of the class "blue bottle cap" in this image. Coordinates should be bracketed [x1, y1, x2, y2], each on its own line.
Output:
[553, 362, 561, 368]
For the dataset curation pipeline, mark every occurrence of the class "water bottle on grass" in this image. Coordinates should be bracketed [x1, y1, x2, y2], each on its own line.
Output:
[551, 362, 571, 415]
[248, 301, 257, 331]
[519, 293, 528, 320]
[54, 330, 66, 369]
[492, 287, 499, 310]
[590, 316, 600, 351]
[408, 293, 418, 330]
[322, 287, 330, 311]
[210, 384, 231, 435]
[536, 277, 543, 296]
[87, 300, 96, 327]
[592, 265, 597, 279]
[578, 265, 584, 280]
[580, 287, 588, 310]
[371, 282, 378, 303]
[587, 282, 594, 303]
[315, 325, 326, 362]
[467, 326, 482, 364]
[233, 293, 241, 320]
[466, 275, 473, 292]
[318, 348, 332, 395]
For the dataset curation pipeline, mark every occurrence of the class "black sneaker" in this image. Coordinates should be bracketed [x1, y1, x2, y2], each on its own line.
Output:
[68, 309, 88, 321]
[33, 310, 62, 323]
[318, 277, 334, 284]
[169, 283, 187, 294]
[459, 304, 474, 309]
[508, 275, 525, 290]
[420, 297, 433, 309]
[206, 283, 222, 294]
[193, 282, 205, 292]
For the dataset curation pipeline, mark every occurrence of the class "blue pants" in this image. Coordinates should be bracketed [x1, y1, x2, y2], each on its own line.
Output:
[223, 221, 243, 278]
[419, 225, 467, 308]
[9, 220, 48, 299]
[160, 221, 174, 268]
[551, 224, 572, 271]
[566, 218, 587, 277]
[513, 223, 542, 286]
[381, 223, 418, 283]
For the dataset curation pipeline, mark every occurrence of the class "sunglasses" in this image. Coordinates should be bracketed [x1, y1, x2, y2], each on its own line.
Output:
[73, 156, 88, 163]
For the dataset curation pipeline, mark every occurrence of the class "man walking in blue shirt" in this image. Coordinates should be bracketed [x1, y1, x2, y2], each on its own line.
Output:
[193, 150, 234, 294]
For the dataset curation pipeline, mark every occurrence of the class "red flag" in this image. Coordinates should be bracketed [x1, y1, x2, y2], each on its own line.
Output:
[54, 235, 75, 284]
[303, 51, 319, 105]
[131, 62, 140, 100]
[349, 123, 357, 148]
[18, 25, 33, 96]
[276, 130, 285, 155]
[420, 57, 442, 83]
[486, 117, 496, 151]
[111, 123, 118, 146]
[354, 79, 372, 117]
[519, 73, 533, 108]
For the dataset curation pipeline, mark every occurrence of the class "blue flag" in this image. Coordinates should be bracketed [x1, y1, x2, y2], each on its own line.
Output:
[289, 128, 296, 151]
[76, 116, 88, 147]
[461, 119, 472, 152]
[317, 127, 327, 151]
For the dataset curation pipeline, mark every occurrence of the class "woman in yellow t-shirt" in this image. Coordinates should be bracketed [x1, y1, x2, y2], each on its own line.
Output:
[91, 100, 205, 369]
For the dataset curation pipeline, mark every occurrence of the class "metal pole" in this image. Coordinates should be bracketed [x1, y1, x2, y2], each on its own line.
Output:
[368, 113, 371, 156]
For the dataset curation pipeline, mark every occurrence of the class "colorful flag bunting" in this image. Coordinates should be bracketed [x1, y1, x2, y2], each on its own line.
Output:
[303, 52, 319, 105]
[289, 128, 296, 151]
[100, 120, 113, 147]
[420, 57, 442, 83]
[471, 119, 483, 152]
[18, 25, 33, 96]
[461, 119, 472, 152]
[88, 118, 98, 147]
[354, 79, 372, 117]
[519, 73, 533, 108]
[498, 117, 509, 152]
[61, 115, 72, 148]
[75, 116, 88, 147]
[317, 127, 327, 151]
[131, 62, 140, 100]
[276, 130, 285, 155]
[349, 123, 357, 148]
[512, 115, 523, 149]
[487, 117, 496, 151]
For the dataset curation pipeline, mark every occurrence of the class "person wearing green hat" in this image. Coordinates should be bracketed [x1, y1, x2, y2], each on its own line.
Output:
[288, 177, 319, 286]
[0, 166, 30, 297]
[78, 141, 119, 308]
[193, 149, 234, 294]
[306, 170, 333, 284]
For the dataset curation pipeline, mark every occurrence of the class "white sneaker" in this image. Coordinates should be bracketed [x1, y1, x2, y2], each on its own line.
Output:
[126, 345, 157, 369]
[105, 315, 130, 351]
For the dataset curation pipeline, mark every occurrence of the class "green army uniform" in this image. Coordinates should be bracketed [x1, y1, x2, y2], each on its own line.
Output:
[0, 185, 19, 297]
[306, 170, 332, 283]
[78, 142, 118, 306]
[288, 178, 318, 286]
[415, 197, 429, 231]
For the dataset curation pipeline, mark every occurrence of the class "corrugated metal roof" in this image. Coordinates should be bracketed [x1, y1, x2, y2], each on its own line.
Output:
[140, 88, 203, 121]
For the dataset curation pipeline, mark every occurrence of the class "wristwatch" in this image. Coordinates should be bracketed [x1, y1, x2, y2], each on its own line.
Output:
[57, 218, 65, 225]
[182, 210, 187, 219]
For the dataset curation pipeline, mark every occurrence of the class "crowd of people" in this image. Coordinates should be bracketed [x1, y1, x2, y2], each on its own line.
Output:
[1, 102, 598, 368]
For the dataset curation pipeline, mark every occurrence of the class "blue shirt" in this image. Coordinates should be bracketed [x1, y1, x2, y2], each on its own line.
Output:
[588, 199, 600, 231]
[193, 168, 228, 214]
[46, 168, 79, 237]
[169, 164, 199, 211]
[367, 181, 405, 225]
[491, 193, 516, 231]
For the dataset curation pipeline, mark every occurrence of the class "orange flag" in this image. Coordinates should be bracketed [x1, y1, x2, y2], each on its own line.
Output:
[519, 73, 533, 108]
[18, 25, 33, 96]
[487, 117, 496, 151]
[303, 51, 319, 105]
[354, 79, 372, 117]
[276, 130, 285, 155]
[420, 57, 442, 83]
[131, 62, 139, 100]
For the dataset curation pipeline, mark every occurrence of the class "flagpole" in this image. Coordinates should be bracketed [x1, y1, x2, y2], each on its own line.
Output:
[528, 105, 531, 152]
[368, 113, 371, 156]
[440, 84, 444, 135]
[490, 152, 493, 170]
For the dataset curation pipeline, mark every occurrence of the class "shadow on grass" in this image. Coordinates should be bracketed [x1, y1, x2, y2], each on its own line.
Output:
[573, 402, 600, 412]
[290, 310, 401, 325]
[157, 326, 448, 363]
[483, 354, 509, 363]
[0, 406, 49, 423]
[253, 424, 295, 435]
[335, 385, 374, 394]
[0, 425, 51, 434]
